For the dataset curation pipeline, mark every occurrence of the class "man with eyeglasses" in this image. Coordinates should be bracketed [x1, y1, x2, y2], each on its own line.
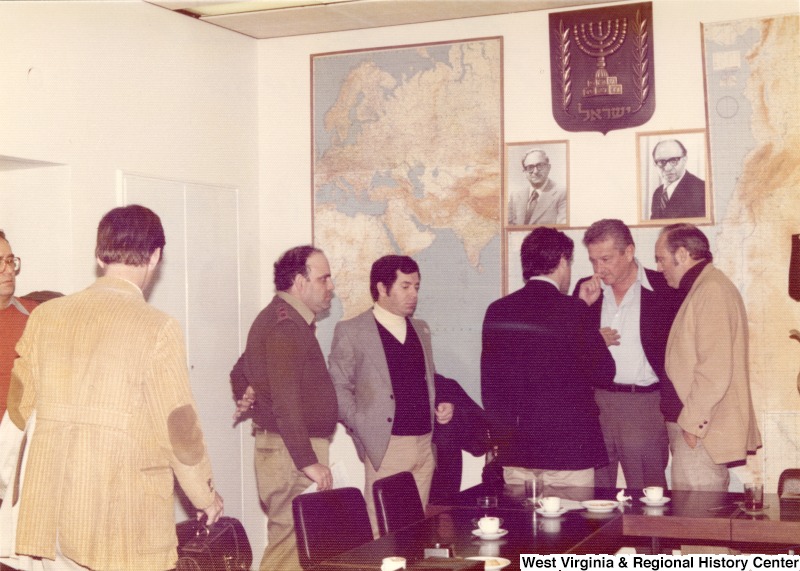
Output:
[0, 230, 38, 418]
[649, 139, 706, 220]
[508, 149, 567, 226]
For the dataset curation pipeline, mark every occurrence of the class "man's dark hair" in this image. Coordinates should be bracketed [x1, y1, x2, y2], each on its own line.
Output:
[370, 255, 420, 301]
[273, 245, 322, 292]
[661, 223, 713, 262]
[583, 219, 634, 252]
[95, 205, 166, 266]
[0, 229, 6, 241]
[521, 227, 573, 280]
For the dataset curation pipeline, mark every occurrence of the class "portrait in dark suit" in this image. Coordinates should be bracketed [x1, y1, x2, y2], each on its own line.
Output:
[638, 131, 710, 224]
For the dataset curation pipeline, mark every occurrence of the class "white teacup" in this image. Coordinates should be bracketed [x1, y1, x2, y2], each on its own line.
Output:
[477, 516, 501, 534]
[643, 486, 664, 501]
[538, 496, 561, 513]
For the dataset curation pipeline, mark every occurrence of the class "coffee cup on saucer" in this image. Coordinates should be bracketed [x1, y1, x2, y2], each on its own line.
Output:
[643, 486, 664, 501]
[477, 516, 501, 534]
[538, 496, 561, 513]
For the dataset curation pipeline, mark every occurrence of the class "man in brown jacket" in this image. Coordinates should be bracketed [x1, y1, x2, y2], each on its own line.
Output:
[655, 224, 761, 491]
[238, 245, 338, 571]
[7, 205, 223, 570]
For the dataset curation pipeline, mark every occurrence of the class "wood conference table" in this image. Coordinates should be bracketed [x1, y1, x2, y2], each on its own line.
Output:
[621, 489, 800, 548]
[312, 485, 628, 570]
[312, 485, 800, 569]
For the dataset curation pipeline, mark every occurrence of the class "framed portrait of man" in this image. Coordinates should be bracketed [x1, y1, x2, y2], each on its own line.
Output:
[637, 129, 712, 225]
[505, 140, 569, 228]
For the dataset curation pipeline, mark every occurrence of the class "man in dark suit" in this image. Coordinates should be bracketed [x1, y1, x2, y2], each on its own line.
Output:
[574, 220, 678, 490]
[481, 227, 614, 489]
[650, 139, 706, 220]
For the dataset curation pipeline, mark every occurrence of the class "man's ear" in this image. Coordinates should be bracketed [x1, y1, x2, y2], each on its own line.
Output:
[675, 247, 689, 265]
[148, 248, 162, 268]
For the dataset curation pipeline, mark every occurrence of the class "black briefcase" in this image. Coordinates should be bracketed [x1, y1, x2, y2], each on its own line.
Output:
[176, 516, 252, 571]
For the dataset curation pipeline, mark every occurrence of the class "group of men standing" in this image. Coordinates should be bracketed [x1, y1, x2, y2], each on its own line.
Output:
[0, 204, 762, 571]
[233, 249, 453, 570]
[482, 222, 761, 495]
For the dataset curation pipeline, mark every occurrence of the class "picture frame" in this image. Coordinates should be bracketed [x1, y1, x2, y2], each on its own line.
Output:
[504, 140, 569, 228]
[636, 129, 712, 225]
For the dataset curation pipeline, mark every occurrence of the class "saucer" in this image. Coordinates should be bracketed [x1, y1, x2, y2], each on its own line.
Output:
[466, 556, 511, 570]
[471, 528, 509, 540]
[535, 506, 567, 518]
[581, 499, 619, 513]
[640, 496, 671, 506]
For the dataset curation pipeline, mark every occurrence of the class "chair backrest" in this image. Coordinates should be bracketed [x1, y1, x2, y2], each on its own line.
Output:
[372, 471, 425, 536]
[778, 468, 800, 497]
[292, 487, 373, 569]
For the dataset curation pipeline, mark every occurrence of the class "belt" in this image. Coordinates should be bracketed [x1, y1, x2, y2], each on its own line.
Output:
[601, 383, 659, 394]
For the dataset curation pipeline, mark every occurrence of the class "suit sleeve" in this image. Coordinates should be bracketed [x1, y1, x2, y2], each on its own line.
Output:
[576, 301, 615, 388]
[556, 189, 567, 224]
[145, 319, 215, 510]
[7, 315, 39, 430]
[252, 319, 320, 470]
[480, 304, 517, 443]
[328, 322, 361, 432]
[677, 282, 739, 438]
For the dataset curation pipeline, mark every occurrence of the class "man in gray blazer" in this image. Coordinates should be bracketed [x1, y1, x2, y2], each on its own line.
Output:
[507, 149, 567, 226]
[329, 255, 453, 535]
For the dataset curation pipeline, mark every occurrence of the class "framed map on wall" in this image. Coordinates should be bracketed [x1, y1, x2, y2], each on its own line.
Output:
[311, 37, 503, 401]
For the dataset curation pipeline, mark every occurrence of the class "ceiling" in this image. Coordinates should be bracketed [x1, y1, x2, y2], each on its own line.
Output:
[145, 0, 620, 40]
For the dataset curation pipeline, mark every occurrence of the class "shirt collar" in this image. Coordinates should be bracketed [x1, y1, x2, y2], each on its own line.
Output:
[277, 291, 315, 325]
[529, 275, 560, 290]
[678, 259, 710, 295]
[665, 171, 687, 198]
[372, 302, 407, 328]
[7, 297, 30, 316]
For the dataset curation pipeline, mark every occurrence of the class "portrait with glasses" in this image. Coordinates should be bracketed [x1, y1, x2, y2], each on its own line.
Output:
[637, 129, 710, 225]
[505, 140, 569, 228]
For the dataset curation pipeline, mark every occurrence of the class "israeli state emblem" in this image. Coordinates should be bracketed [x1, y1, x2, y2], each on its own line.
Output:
[550, 2, 654, 135]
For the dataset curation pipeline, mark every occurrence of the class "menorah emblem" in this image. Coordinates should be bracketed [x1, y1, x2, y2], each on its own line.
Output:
[573, 18, 628, 97]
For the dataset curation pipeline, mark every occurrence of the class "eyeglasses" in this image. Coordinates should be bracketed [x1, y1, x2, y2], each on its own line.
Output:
[523, 162, 550, 173]
[654, 156, 684, 169]
[1, 256, 21, 273]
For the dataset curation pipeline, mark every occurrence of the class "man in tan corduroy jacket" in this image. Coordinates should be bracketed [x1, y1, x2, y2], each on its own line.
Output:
[6, 205, 223, 571]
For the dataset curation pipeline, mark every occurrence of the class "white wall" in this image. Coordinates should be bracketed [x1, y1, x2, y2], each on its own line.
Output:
[256, 0, 798, 531]
[0, 0, 264, 546]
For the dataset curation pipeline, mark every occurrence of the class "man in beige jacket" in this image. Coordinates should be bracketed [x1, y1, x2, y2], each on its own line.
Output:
[6, 205, 223, 571]
[655, 223, 761, 491]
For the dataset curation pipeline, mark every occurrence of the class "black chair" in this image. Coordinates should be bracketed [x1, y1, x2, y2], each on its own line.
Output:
[778, 468, 800, 497]
[292, 487, 373, 569]
[372, 471, 425, 536]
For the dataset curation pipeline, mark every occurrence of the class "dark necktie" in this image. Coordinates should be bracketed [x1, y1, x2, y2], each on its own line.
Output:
[657, 188, 669, 218]
[526, 190, 539, 224]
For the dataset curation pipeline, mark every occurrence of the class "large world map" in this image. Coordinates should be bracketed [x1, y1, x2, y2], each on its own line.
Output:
[312, 38, 502, 398]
